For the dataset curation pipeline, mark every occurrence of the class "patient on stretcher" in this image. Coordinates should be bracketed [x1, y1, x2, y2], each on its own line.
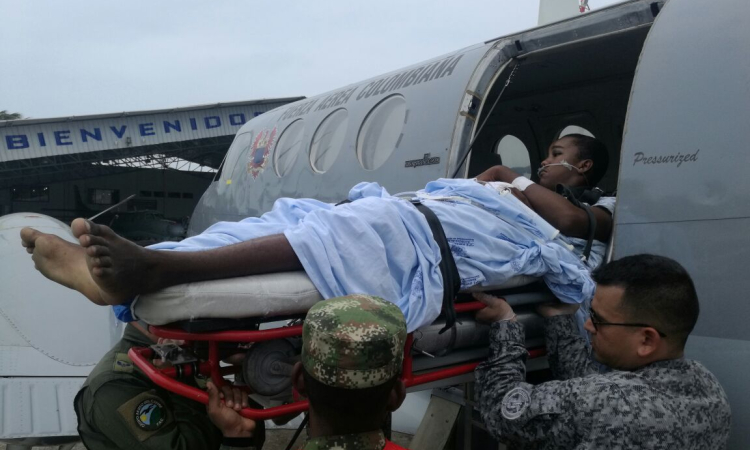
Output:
[20, 135, 613, 332]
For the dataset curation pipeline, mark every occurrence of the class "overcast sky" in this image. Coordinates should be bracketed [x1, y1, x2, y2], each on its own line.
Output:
[1, 0, 623, 119]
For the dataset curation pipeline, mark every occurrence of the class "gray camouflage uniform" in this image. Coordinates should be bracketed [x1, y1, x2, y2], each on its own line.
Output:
[475, 314, 732, 449]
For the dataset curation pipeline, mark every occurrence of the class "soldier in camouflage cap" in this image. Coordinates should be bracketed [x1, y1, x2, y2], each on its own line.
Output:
[301, 293, 407, 390]
[206, 295, 410, 450]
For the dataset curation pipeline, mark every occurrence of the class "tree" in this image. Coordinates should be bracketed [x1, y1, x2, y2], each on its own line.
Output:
[0, 110, 22, 120]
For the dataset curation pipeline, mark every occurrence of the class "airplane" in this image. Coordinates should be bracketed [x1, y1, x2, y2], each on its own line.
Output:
[2, 0, 748, 448]
[67, 185, 188, 244]
[108, 210, 187, 245]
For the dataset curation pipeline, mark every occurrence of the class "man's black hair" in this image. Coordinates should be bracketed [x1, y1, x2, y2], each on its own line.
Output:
[564, 134, 610, 186]
[593, 254, 700, 347]
[302, 367, 397, 428]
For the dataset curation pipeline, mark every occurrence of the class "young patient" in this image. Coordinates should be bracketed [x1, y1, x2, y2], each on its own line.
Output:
[21, 135, 612, 332]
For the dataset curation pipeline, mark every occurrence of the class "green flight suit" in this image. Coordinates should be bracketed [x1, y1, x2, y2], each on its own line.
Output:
[74, 323, 223, 450]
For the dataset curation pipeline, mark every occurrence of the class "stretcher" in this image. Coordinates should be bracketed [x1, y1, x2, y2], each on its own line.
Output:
[128, 271, 555, 420]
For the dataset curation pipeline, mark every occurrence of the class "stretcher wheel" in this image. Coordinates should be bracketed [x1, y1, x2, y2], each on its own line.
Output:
[242, 339, 297, 396]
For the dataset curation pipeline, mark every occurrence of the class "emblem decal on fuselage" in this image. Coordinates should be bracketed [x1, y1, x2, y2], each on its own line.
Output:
[248, 127, 277, 179]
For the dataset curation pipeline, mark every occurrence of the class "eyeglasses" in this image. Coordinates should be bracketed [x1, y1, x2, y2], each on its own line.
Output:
[589, 307, 667, 337]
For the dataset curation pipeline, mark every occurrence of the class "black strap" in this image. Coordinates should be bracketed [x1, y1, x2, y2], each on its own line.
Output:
[284, 414, 309, 450]
[579, 204, 596, 262]
[555, 184, 604, 262]
[336, 197, 460, 333]
[411, 200, 461, 334]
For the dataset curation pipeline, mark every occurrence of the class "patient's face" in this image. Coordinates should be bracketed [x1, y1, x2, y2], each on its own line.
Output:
[538, 137, 585, 189]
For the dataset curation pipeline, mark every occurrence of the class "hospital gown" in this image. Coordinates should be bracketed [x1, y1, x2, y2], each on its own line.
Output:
[123, 179, 599, 332]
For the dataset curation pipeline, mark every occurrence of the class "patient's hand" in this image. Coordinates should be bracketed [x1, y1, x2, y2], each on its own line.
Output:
[476, 165, 519, 183]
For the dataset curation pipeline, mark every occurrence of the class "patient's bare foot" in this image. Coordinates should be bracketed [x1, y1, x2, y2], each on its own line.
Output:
[71, 218, 163, 305]
[20, 228, 108, 305]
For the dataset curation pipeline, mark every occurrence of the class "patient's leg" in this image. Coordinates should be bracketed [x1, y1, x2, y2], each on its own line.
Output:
[20, 228, 108, 305]
[58, 218, 303, 305]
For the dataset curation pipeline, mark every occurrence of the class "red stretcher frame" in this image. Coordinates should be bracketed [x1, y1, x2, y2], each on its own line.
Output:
[128, 300, 546, 420]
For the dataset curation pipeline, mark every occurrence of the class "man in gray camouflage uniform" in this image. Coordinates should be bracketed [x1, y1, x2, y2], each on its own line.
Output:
[474, 254, 731, 449]
[207, 294, 409, 450]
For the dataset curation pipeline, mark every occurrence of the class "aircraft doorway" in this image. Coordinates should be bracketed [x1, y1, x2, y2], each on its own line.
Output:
[466, 23, 652, 192]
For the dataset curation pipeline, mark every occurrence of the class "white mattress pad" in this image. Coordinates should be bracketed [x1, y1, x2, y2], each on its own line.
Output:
[133, 271, 538, 326]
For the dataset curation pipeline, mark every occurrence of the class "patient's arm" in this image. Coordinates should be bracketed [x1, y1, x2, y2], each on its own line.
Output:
[522, 184, 611, 241]
[475, 165, 612, 241]
[509, 188, 532, 210]
[475, 165, 515, 184]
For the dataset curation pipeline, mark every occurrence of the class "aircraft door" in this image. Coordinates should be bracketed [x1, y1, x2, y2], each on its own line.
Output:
[614, 0, 750, 446]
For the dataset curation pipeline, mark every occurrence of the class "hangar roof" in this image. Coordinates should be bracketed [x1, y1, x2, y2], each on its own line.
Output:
[0, 97, 303, 188]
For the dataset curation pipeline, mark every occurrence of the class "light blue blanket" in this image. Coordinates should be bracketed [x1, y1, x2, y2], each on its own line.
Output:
[119, 179, 595, 332]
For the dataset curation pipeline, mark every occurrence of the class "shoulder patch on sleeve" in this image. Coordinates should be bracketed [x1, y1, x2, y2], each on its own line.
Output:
[116, 391, 172, 441]
[501, 387, 531, 420]
[113, 352, 134, 373]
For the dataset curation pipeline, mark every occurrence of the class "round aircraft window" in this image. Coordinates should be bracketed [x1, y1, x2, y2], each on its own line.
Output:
[223, 131, 254, 184]
[274, 119, 305, 177]
[310, 108, 349, 173]
[495, 135, 531, 178]
[357, 95, 407, 170]
[558, 125, 595, 138]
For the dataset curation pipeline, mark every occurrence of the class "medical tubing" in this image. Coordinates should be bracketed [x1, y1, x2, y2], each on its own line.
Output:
[451, 59, 520, 179]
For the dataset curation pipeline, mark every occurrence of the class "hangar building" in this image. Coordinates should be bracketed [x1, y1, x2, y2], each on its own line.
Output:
[0, 98, 302, 242]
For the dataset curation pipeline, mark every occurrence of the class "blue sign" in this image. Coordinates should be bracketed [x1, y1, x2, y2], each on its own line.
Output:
[3, 111, 264, 151]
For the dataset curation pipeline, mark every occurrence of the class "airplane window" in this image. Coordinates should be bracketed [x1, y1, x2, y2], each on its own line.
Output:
[310, 108, 349, 173]
[221, 132, 254, 184]
[357, 95, 407, 171]
[495, 135, 531, 178]
[559, 125, 595, 138]
[274, 119, 305, 177]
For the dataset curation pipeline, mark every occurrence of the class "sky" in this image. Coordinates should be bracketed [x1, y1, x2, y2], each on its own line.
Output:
[1, 0, 624, 119]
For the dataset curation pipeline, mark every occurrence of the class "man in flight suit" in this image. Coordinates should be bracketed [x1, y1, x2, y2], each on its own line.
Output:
[474, 254, 731, 449]
[74, 322, 224, 450]
[206, 294, 410, 450]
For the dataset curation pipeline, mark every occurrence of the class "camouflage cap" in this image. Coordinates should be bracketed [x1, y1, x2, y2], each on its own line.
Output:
[302, 294, 407, 389]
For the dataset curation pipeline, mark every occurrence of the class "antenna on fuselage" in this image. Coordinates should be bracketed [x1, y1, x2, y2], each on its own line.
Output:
[538, 0, 587, 25]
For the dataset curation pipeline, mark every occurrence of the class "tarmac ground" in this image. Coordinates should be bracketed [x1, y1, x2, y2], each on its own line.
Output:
[0, 429, 413, 450]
